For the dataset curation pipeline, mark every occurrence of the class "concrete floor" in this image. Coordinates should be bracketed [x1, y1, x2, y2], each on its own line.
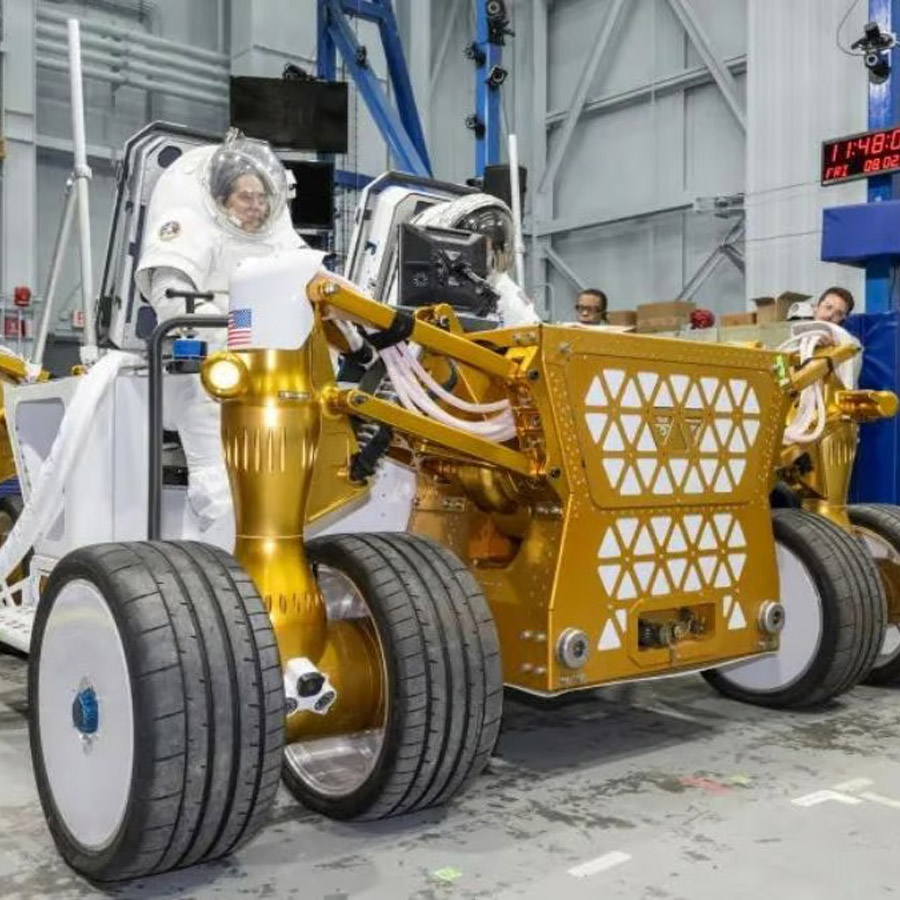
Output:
[2, 651, 900, 900]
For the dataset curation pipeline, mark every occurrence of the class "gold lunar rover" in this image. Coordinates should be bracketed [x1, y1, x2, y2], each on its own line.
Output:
[19, 263, 890, 882]
[7, 142, 888, 881]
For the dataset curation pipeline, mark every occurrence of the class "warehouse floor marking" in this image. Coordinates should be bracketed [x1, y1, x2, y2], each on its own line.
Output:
[792, 777, 900, 809]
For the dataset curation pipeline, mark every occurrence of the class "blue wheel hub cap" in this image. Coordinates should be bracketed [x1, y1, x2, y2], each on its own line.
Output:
[72, 687, 99, 735]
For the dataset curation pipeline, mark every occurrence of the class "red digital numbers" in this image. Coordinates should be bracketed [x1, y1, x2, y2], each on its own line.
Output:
[824, 128, 900, 183]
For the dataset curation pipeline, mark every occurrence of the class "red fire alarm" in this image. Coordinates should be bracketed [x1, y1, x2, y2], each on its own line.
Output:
[13, 286, 31, 308]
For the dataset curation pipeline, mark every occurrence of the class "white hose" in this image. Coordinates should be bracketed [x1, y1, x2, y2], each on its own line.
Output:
[381, 346, 518, 442]
[0, 350, 141, 584]
[399, 344, 511, 415]
[780, 331, 828, 445]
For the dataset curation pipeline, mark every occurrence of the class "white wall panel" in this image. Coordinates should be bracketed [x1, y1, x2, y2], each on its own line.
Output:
[746, 0, 867, 306]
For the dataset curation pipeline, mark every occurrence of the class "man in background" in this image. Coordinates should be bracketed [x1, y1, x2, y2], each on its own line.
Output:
[788, 286, 854, 325]
[575, 288, 609, 325]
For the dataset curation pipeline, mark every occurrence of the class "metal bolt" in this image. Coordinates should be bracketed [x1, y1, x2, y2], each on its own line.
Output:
[351, 394, 366, 406]
[322, 280, 339, 296]
[549, 467, 562, 479]
[527, 369, 540, 382]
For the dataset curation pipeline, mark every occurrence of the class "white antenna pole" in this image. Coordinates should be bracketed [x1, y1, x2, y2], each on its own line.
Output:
[68, 18, 98, 364]
[507, 133, 527, 288]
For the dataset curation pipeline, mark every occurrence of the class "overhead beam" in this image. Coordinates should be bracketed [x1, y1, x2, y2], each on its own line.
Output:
[531, 198, 694, 238]
[665, 0, 746, 132]
[545, 54, 747, 128]
[535, 0, 630, 196]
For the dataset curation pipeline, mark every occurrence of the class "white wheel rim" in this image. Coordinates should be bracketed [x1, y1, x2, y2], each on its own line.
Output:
[38, 579, 135, 851]
[715, 541, 824, 693]
[857, 528, 900, 669]
[283, 565, 387, 799]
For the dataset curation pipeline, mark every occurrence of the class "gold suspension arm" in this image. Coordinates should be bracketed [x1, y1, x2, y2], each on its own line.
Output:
[308, 274, 519, 380]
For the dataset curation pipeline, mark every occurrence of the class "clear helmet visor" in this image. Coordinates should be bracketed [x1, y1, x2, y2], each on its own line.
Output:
[206, 132, 288, 236]
[458, 206, 514, 275]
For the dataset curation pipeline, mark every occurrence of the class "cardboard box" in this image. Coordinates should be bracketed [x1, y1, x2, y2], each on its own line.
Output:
[752, 291, 810, 324]
[637, 300, 695, 321]
[719, 311, 757, 327]
[636, 315, 691, 334]
[606, 310, 637, 327]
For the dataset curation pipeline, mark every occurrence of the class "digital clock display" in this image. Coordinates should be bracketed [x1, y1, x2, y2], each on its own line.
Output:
[822, 126, 900, 185]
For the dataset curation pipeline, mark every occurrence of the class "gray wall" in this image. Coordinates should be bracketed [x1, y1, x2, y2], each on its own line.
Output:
[745, 0, 867, 308]
[5, 0, 873, 337]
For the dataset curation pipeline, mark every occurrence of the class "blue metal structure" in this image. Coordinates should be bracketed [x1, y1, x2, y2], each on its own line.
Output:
[866, 0, 900, 312]
[473, 1, 503, 175]
[316, 0, 432, 177]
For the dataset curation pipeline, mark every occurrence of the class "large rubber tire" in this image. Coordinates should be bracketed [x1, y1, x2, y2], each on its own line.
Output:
[28, 541, 284, 882]
[283, 533, 503, 820]
[848, 503, 900, 685]
[702, 508, 886, 708]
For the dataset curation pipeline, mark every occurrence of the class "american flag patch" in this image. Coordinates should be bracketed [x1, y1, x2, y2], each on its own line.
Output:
[228, 308, 252, 348]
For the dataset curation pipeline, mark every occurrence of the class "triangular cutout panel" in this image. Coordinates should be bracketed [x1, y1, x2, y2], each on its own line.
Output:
[698, 522, 717, 550]
[729, 553, 747, 581]
[728, 601, 747, 630]
[620, 380, 642, 409]
[585, 375, 607, 407]
[667, 557, 687, 589]
[637, 457, 658, 490]
[698, 555, 717, 584]
[598, 564, 621, 596]
[651, 567, 670, 596]
[683, 467, 704, 494]
[621, 414, 642, 444]
[598, 529, 620, 559]
[655, 381, 674, 408]
[683, 514, 702, 542]
[598, 618, 621, 650]
[620, 467, 642, 495]
[586, 412, 608, 443]
[745, 389, 760, 415]
[618, 572, 637, 600]
[729, 522, 746, 549]
[743, 419, 760, 445]
[700, 426, 719, 453]
[669, 457, 689, 488]
[653, 467, 674, 495]
[637, 372, 659, 402]
[685, 384, 704, 410]
[714, 467, 732, 493]
[603, 457, 625, 488]
[633, 526, 654, 557]
[668, 524, 688, 553]
[729, 459, 747, 485]
[617, 517, 639, 549]
[634, 561, 655, 592]
[637, 426, 657, 452]
[729, 379, 748, 406]
[714, 418, 733, 446]
[604, 369, 625, 402]
[604, 422, 625, 453]
[683, 563, 702, 592]
[700, 377, 719, 404]
[670, 374, 689, 402]
[651, 516, 671, 546]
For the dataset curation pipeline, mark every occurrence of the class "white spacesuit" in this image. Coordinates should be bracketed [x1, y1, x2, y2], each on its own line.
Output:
[135, 130, 305, 547]
[404, 192, 540, 327]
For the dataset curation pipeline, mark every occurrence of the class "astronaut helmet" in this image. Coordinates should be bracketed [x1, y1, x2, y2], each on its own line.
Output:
[205, 129, 288, 237]
[414, 193, 515, 276]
